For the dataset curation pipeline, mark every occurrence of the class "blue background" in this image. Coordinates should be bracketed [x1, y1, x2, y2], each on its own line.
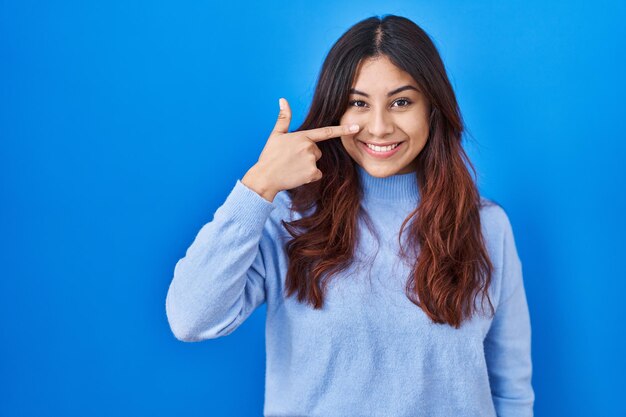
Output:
[2, 1, 625, 416]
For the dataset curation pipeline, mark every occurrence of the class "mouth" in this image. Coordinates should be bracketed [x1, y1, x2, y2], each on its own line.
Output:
[357, 140, 405, 158]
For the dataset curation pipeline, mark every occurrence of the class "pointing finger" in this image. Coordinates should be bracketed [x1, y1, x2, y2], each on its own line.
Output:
[305, 123, 360, 142]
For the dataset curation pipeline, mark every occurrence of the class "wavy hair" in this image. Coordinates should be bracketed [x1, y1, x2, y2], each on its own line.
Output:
[282, 14, 495, 328]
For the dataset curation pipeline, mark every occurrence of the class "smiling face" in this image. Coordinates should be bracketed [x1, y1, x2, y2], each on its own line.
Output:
[339, 55, 431, 177]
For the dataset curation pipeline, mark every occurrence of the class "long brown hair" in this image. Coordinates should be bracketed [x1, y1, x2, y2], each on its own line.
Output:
[282, 14, 495, 328]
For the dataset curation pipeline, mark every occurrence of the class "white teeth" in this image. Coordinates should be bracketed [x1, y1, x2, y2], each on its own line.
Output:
[366, 143, 400, 152]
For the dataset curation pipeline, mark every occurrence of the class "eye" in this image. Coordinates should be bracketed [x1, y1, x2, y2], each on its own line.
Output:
[348, 98, 413, 109]
[393, 97, 413, 107]
[349, 99, 367, 108]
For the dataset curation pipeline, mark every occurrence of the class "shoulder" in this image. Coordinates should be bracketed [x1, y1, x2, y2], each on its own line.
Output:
[479, 196, 515, 239]
[479, 197, 527, 308]
[478, 196, 519, 262]
[478, 196, 525, 305]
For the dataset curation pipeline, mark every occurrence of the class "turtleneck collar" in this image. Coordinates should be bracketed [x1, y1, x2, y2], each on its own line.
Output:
[356, 164, 420, 202]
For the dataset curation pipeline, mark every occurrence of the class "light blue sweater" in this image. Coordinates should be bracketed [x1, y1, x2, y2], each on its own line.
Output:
[165, 165, 534, 417]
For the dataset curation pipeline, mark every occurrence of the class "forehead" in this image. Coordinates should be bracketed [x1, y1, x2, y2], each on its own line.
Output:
[351, 56, 417, 91]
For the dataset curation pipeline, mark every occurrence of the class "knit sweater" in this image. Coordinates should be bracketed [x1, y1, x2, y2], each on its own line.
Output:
[165, 165, 534, 417]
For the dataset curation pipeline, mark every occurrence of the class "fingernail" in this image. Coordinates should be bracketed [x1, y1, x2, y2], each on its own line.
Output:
[349, 124, 359, 132]
[278, 98, 284, 110]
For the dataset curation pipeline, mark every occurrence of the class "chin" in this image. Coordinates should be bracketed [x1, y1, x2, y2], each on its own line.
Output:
[362, 163, 402, 178]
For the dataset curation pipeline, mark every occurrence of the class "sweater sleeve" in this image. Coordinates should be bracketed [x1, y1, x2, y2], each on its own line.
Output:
[484, 212, 535, 416]
[165, 179, 279, 342]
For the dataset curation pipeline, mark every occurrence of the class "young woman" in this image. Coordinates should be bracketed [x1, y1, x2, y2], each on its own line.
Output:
[166, 14, 534, 417]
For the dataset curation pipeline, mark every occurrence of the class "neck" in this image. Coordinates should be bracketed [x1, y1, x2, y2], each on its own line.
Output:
[356, 164, 420, 202]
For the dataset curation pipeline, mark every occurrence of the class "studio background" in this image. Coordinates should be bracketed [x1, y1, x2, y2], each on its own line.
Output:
[1, 1, 624, 416]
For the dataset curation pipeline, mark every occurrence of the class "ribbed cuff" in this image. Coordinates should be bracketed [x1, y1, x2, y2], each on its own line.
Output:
[213, 179, 278, 234]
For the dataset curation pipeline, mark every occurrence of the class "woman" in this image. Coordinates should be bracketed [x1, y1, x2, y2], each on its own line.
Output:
[166, 14, 534, 417]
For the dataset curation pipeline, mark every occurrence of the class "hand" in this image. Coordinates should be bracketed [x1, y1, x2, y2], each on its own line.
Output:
[242, 97, 360, 202]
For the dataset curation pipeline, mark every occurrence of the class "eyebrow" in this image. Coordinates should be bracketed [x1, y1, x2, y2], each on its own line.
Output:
[349, 85, 420, 98]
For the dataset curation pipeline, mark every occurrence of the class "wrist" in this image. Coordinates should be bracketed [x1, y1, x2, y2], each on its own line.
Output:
[242, 166, 278, 203]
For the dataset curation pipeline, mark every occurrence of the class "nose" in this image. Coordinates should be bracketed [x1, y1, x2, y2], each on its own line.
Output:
[366, 106, 394, 138]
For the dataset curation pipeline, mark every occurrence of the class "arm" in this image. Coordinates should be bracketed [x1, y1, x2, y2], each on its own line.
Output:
[484, 213, 535, 416]
[165, 179, 279, 342]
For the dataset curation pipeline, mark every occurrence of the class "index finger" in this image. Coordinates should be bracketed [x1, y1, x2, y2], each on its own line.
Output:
[303, 123, 360, 142]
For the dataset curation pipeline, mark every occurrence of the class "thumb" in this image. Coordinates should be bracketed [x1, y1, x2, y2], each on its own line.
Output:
[272, 97, 292, 136]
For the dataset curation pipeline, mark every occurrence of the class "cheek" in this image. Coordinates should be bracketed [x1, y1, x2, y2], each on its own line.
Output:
[339, 113, 360, 148]
[340, 106, 368, 122]
[340, 136, 356, 150]
[339, 133, 361, 156]
[403, 115, 430, 140]
[339, 112, 358, 126]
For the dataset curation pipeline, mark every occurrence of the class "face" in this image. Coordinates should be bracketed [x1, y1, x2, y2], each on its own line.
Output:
[339, 55, 431, 177]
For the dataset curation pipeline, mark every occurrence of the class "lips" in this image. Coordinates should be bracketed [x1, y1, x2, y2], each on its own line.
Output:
[358, 140, 404, 146]
[358, 140, 404, 158]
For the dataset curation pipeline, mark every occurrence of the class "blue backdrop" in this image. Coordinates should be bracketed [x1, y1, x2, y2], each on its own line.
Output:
[2, 1, 625, 416]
